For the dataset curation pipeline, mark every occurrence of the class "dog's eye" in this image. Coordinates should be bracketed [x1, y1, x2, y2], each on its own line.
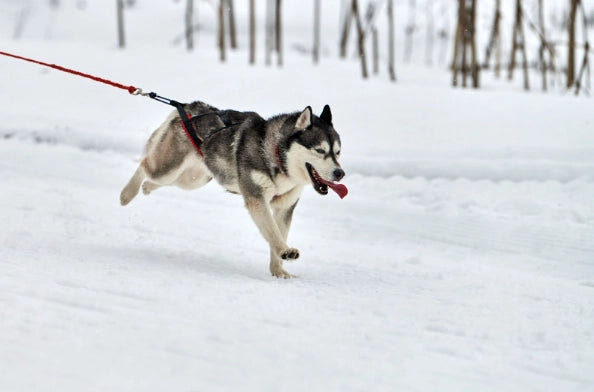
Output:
[336, 150, 341, 156]
[315, 148, 326, 155]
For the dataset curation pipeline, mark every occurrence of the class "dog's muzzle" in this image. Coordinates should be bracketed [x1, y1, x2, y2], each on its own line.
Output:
[305, 163, 348, 199]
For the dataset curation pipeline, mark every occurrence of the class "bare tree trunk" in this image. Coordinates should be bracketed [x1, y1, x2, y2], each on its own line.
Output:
[508, 0, 529, 90]
[372, 27, 379, 74]
[275, 0, 283, 66]
[568, 0, 579, 88]
[574, 41, 590, 95]
[519, 3, 530, 91]
[469, 0, 479, 88]
[249, 0, 256, 64]
[538, 0, 547, 90]
[452, 0, 479, 88]
[508, 4, 518, 80]
[425, 0, 434, 66]
[313, 0, 321, 64]
[495, 28, 502, 78]
[12, 6, 30, 40]
[574, 0, 591, 95]
[185, 0, 194, 51]
[340, 1, 353, 59]
[116, 0, 125, 48]
[437, 2, 450, 65]
[452, 0, 463, 86]
[404, 0, 416, 63]
[227, 0, 237, 49]
[387, 0, 397, 81]
[352, 0, 368, 79]
[218, 0, 226, 62]
[265, 0, 273, 66]
[483, 0, 501, 72]
[461, 2, 469, 87]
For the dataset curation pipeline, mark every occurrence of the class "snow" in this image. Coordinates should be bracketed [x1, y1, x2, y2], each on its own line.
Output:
[1, 1, 594, 391]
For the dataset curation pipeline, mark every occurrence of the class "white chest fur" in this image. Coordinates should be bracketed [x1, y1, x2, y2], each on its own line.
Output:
[250, 171, 301, 202]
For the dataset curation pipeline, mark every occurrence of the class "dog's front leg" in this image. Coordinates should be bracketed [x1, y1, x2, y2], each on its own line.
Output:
[240, 171, 298, 278]
[244, 196, 299, 260]
[269, 187, 303, 278]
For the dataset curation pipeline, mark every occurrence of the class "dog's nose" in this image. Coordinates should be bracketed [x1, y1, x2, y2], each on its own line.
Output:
[333, 168, 345, 181]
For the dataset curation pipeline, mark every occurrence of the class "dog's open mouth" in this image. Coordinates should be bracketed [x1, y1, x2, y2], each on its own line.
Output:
[305, 163, 348, 199]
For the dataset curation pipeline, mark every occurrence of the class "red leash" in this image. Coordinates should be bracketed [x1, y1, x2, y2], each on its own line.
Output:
[0, 49, 204, 155]
[0, 50, 138, 94]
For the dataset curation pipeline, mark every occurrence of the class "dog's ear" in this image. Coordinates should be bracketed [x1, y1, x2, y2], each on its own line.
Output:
[295, 106, 312, 130]
[320, 104, 332, 125]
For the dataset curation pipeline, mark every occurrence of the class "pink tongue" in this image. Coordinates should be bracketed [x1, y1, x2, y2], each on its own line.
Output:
[319, 178, 349, 199]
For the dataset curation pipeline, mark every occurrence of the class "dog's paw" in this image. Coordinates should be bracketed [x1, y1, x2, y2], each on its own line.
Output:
[280, 248, 300, 260]
[271, 266, 296, 279]
[120, 190, 132, 206]
[141, 182, 152, 195]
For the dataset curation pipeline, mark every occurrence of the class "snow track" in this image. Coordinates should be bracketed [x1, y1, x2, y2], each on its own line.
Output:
[2, 77, 593, 391]
[1, 137, 593, 392]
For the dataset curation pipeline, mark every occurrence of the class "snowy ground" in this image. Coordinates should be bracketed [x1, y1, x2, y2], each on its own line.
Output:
[2, 1, 594, 391]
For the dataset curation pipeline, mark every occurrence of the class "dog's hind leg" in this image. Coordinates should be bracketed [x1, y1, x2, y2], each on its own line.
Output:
[120, 160, 147, 206]
[172, 162, 213, 190]
[142, 181, 161, 195]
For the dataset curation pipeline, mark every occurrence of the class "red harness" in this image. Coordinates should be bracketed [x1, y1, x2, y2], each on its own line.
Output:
[274, 145, 285, 174]
[178, 111, 204, 157]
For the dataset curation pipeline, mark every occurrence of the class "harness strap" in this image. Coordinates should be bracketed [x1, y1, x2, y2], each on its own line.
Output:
[173, 101, 204, 157]
[138, 91, 204, 156]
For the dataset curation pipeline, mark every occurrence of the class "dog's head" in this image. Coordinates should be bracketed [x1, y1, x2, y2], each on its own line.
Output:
[285, 105, 346, 197]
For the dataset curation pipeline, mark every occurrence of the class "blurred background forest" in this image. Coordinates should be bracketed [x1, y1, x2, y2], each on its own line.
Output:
[4, 0, 594, 96]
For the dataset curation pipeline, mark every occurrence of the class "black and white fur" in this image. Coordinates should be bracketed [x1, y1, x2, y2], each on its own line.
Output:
[120, 102, 344, 278]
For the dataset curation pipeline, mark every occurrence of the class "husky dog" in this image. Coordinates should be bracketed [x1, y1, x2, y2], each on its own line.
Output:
[120, 102, 347, 278]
